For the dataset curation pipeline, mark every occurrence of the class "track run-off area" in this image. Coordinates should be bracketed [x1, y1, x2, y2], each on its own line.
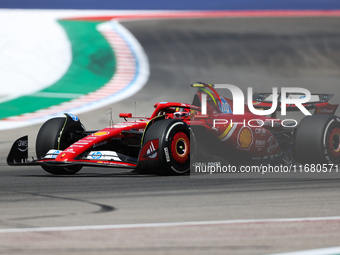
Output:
[1, 8, 340, 255]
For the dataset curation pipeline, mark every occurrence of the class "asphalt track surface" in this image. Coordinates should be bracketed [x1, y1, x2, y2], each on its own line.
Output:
[1, 17, 340, 254]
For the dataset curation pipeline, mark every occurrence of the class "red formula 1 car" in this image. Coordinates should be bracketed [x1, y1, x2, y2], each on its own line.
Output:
[7, 83, 340, 175]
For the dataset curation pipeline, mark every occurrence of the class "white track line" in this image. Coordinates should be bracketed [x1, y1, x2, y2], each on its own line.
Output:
[1, 216, 340, 234]
[268, 246, 340, 255]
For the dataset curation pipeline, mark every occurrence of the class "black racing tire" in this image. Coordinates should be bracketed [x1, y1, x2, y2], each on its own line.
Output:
[143, 119, 192, 175]
[294, 114, 340, 164]
[36, 117, 82, 175]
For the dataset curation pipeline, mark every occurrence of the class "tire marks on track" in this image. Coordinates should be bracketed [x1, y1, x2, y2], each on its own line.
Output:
[0, 191, 115, 229]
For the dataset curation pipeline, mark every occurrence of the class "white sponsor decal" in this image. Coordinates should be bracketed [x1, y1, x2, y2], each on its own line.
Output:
[147, 142, 157, 159]
[17, 139, 28, 152]
[255, 140, 266, 146]
[43, 150, 61, 159]
[255, 128, 266, 134]
[164, 147, 170, 162]
[86, 151, 121, 161]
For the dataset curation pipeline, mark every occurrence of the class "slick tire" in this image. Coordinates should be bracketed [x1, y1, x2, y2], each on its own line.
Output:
[143, 119, 192, 175]
[36, 117, 82, 175]
[294, 114, 340, 164]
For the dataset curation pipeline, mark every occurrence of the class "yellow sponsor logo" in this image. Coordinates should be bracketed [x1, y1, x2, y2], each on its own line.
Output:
[93, 131, 109, 136]
[237, 127, 253, 150]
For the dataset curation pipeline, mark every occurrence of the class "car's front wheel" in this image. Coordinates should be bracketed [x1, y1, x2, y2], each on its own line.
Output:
[36, 116, 84, 175]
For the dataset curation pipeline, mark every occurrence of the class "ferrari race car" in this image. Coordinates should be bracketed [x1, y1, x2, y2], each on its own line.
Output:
[7, 82, 340, 175]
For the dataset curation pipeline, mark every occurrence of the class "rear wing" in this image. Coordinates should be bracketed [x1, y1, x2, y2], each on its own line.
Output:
[253, 92, 338, 116]
[190, 82, 338, 116]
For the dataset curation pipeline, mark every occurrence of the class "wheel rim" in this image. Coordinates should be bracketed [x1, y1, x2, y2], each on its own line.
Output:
[328, 127, 340, 159]
[171, 131, 190, 165]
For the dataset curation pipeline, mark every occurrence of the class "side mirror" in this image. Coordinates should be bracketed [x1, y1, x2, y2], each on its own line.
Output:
[119, 113, 132, 121]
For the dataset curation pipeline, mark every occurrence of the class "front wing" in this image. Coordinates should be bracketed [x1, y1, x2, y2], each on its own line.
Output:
[7, 136, 138, 169]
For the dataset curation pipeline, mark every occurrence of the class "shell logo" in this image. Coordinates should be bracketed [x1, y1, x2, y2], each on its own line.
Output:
[93, 131, 110, 136]
[237, 126, 253, 150]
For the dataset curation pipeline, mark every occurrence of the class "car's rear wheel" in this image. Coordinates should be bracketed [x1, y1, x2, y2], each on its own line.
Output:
[294, 114, 340, 164]
[36, 117, 83, 175]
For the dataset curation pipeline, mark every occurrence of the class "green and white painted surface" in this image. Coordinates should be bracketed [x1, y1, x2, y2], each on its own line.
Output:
[0, 10, 149, 130]
[0, 20, 115, 119]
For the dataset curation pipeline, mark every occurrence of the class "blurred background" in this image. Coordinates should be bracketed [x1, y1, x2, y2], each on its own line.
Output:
[1, 2, 340, 255]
